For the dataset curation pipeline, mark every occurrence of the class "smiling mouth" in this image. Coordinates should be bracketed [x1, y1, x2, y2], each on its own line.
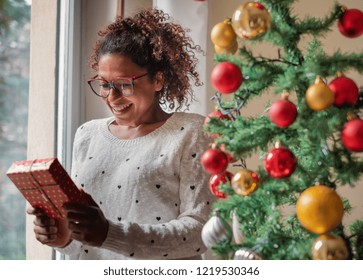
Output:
[112, 103, 132, 113]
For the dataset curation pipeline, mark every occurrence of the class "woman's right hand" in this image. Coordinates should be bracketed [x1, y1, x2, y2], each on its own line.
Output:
[27, 207, 72, 248]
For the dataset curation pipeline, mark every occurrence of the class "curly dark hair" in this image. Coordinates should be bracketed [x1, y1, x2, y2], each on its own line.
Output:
[90, 8, 204, 111]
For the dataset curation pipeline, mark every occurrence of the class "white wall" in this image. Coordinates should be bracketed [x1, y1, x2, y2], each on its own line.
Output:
[124, 0, 152, 15]
[27, 0, 59, 260]
[82, 0, 118, 122]
[154, 0, 209, 115]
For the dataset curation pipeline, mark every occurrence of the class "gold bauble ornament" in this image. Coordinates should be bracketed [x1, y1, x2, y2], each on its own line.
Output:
[231, 2, 271, 39]
[296, 185, 344, 234]
[231, 169, 259, 196]
[214, 41, 238, 55]
[311, 234, 349, 260]
[306, 76, 334, 111]
[211, 18, 237, 48]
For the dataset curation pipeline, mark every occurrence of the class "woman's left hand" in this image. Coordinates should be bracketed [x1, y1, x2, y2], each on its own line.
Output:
[62, 192, 109, 247]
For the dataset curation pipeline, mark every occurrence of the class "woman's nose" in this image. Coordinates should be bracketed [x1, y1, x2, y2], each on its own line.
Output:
[108, 86, 121, 100]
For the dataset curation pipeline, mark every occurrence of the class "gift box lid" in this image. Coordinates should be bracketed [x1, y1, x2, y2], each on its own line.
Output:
[7, 158, 67, 188]
[6, 158, 86, 219]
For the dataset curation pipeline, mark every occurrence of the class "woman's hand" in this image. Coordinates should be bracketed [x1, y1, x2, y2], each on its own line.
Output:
[27, 207, 72, 248]
[63, 193, 109, 247]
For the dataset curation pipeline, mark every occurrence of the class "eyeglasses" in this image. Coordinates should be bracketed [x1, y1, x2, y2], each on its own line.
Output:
[87, 73, 148, 98]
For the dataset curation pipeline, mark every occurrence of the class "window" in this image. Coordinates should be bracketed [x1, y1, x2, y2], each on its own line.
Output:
[0, 0, 31, 260]
[3, 0, 210, 260]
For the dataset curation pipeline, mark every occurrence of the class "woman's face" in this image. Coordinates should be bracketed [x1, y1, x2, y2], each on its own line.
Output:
[97, 54, 163, 127]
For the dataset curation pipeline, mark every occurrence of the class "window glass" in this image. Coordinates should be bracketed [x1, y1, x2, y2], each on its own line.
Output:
[0, 0, 31, 260]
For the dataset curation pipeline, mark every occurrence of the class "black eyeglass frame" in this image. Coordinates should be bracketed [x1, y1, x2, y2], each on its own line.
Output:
[87, 72, 148, 97]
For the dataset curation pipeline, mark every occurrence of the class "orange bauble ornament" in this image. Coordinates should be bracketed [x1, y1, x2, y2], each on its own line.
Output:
[306, 76, 334, 111]
[231, 169, 259, 196]
[211, 19, 237, 48]
[296, 185, 344, 234]
[311, 234, 349, 260]
[231, 2, 271, 39]
[214, 41, 238, 55]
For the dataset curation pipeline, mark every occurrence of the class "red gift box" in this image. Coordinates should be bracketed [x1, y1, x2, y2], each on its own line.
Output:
[6, 158, 87, 219]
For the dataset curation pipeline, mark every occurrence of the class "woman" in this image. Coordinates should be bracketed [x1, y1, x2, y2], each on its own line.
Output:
[27, 8, 215, 260]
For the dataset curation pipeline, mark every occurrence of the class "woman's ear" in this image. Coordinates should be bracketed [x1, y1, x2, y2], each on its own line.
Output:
[154, 71, 164, 92]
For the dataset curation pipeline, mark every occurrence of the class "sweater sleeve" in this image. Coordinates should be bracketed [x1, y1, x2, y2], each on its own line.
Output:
[101, 119, 216, 259]
[55, 239, 82, 258]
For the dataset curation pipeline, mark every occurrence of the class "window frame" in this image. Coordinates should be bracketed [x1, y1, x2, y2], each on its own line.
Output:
[26, 0, 120, 259]
[55, 0, 83, 260]
[28, 0, 211, 260]
[26, 0, 61, 260]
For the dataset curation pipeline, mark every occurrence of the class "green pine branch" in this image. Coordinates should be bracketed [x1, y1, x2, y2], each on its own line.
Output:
[349, 221, 363, 259]
[207, 0, 363, 260]
[296, 3, 344, 35]
[303, 39, 363, 79]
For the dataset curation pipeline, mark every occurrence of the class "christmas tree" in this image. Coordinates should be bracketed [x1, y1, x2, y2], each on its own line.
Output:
[201, 0, 363, 260]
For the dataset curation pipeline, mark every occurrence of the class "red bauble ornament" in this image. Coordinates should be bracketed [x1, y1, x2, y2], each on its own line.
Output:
[341, 118, 363, 152]
[328, 75, 359, 107]
[338, 9, 363, 38]
[211, 61, 243, 94]
[269, 92, 298, 128]
[264, 142, 297, 178]
[209, 171, 233, 198]
[201, 147, 229, 174]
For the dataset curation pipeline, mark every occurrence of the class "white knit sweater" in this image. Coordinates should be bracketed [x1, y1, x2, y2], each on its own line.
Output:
[57, 112, 216, 260]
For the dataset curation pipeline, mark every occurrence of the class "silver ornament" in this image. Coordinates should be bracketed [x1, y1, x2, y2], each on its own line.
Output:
[232, 209, 244, 245]
[201, 209, 232, 248]
[233, 248, 262, 260]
